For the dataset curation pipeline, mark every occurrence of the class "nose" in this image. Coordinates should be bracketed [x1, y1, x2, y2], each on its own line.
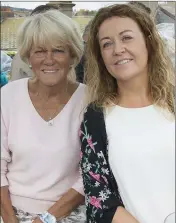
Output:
[44, 52, 54, 65]
[113, 41, 125, 55]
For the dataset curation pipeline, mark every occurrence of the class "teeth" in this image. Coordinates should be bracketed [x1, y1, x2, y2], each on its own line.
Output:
[117, 59, 131, 65]
[43, 70, 56, 73]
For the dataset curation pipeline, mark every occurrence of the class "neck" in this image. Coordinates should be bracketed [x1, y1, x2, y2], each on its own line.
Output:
[117, 74, 152, 108]
[29, 78, 69, 100]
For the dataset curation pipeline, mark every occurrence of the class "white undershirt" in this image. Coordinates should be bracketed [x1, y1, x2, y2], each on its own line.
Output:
[105, 105, 175, 223]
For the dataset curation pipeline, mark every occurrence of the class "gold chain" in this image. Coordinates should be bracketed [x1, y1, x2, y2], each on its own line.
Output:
[36, 93, 66, 121]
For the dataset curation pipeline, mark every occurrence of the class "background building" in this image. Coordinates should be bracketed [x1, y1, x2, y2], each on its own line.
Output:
[47, 1, 75, 18]
[1, 1, 175, 52]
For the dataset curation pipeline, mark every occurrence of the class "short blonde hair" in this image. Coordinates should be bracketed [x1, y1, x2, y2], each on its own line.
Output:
[17, 10, 84, 71]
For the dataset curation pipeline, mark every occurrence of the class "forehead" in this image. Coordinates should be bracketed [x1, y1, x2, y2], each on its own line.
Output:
[32, 41, 67, 50]
[98, 16, 141, 38]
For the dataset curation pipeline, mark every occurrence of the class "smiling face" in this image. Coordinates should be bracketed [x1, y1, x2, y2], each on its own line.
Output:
[98, 16, 148, 82]
[29, 44, 72, 86]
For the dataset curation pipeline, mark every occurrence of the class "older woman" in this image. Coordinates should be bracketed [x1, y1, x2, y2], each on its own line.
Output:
[80, 4, 175, 223]
[1, 10, 86, 223]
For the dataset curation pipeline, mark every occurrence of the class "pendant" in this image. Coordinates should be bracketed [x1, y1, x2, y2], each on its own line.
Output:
[48, 118, 54, 126]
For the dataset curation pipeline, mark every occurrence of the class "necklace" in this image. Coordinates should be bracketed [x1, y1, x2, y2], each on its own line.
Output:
[47, 103, 66, 127]
[31, 81, 69, 126]
[46, 103, 66, 127]
[48, 117, 54, 126]
[34, 92, 66, 127]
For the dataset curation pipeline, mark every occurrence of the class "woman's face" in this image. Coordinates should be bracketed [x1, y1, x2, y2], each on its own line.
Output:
[29, 43, 72, 86]
[98, 16, 148, 82]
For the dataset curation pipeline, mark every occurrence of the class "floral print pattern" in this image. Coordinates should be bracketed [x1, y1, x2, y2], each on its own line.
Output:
[12, 205, 86, 223]
[80, 105, 124, 223]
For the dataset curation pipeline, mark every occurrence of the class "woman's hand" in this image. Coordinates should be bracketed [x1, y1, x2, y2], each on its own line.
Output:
[47, 188, 84, 220]
[112, 207, 139, 223]
[32, 217, 43, 223]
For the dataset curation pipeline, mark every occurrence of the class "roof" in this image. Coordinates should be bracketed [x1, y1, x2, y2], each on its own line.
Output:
[1, 17, 25, 50]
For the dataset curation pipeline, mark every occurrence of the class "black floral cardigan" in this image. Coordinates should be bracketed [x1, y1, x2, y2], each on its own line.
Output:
[79, 104, 124, 223]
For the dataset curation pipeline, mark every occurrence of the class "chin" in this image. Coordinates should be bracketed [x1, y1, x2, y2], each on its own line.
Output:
[112, 68, 140, 81]
[40, 79, 59, 87]
[40, 75, 63, 85]
[114, 73, 135, 81]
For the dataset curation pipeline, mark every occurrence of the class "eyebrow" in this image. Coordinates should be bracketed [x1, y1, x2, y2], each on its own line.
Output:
[34, 45, 65, 50]
[56, 45, 65, 48]
[100, 29, 133, 42]
[34, 46, 45, 50]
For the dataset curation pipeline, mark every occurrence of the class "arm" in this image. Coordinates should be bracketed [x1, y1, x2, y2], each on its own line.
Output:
[80, 114, 124, 223]
[33, 167, 85, 222]
[47, 188, 84, 220]
[33, 188, 84, 223]
[112, 207, 139, 223]
[1, 186, 18, 223]
[48, 173, 84, 220]
[1, 108, 18, 223]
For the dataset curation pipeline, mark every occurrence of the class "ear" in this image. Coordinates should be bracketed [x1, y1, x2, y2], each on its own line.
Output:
[27, 58, 32, 68]
[26, 57, 31, 66]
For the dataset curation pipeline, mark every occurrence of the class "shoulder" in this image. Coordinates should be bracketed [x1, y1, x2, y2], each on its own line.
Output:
[2, 78, 27, 93]
[77, 83, 87, 94]
[70, 82, 86, 95]
[1, 78, 28, 103]
[71, 83, 87, 106]
[83, 103, 105, 124]
[80, 103, 107, 147]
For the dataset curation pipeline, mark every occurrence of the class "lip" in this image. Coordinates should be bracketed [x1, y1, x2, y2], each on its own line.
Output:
[114, 59, 133, 65]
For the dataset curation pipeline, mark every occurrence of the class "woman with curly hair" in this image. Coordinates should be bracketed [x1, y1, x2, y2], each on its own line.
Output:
[79, 3, 175, 223]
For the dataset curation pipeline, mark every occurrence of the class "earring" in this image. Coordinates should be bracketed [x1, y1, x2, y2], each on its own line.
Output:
[29, 64, 32, 69]
[69, 63, 74, 69]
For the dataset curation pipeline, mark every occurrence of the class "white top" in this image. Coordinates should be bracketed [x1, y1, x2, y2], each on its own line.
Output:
[105, 105, 175, 223]
[1, 78, 86, 214]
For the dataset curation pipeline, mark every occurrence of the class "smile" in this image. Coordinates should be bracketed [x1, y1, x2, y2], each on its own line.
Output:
[115, 59, 133, 65]
[43, 70, 58, 73]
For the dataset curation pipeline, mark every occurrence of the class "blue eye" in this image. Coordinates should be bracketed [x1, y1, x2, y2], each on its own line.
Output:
[35, 50, 43, 53]
[35, 50, 46, 57]
[103, 42, 112, 48]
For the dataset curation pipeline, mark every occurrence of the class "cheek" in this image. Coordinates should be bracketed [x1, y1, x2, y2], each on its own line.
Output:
[136, 41, 148, 63]
[137, 47, 148, 67]
[63, 59, 71, 67]
[101, 51, 111, 67]
[29, 57, 41, 69]
[59, 56, 72, 68]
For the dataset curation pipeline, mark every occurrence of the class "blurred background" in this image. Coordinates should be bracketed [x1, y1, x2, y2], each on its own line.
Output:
[0, 1, 175, 84]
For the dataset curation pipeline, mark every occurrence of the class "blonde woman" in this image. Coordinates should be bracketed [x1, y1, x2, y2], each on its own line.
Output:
[79, 4, 175, 223]
[1, 10, 86, 223]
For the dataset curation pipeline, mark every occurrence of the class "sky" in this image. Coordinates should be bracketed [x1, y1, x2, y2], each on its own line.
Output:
[1, 0, 169, 11]
[2, 0, 128, 10]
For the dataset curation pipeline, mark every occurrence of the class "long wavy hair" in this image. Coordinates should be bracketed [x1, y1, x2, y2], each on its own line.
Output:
[84, 4, 175, 113]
